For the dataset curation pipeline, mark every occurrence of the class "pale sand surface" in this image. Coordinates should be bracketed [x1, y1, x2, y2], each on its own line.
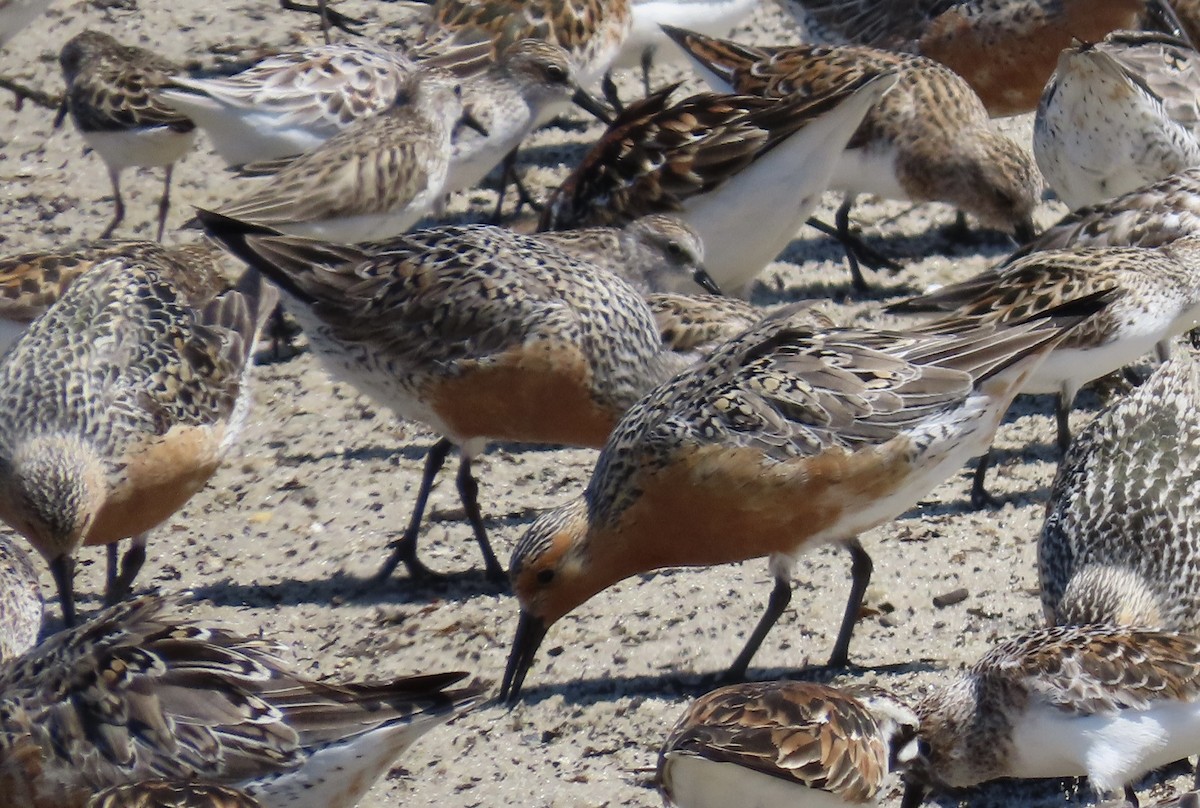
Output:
[0, 1, 1192, 806]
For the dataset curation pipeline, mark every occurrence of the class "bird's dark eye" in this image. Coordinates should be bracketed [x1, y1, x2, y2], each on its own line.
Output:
[544, 64, 568, 83]
[666, 240, 685, 258]
[537, 569, 556, 584]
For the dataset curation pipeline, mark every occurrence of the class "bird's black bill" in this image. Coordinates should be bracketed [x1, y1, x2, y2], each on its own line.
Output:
[572, 88, 613, 124]
[1012, 217, 1037, 245]
[500, 610, 548, 705]
[461, 110, 489, 137]
[693, 267, 722, 296]
[899, 782, 929, 808]
[53, 94, 68, 130]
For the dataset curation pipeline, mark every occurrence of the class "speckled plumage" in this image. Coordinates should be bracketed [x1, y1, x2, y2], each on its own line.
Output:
[1013, 167, 1200, 256]
[539, 73, 896, 294]
[904, 625, 1200, 805]
[1035, 31, 1200, 210]
[441, 39, 607, 194]
[421, 0, 633, 86]
[159, 38, 494, 168]
[0, 241, 229, 355]
[892, 237, 1200, 474]
[0, 245, 274, 625]
[663, 29, 1040, 246]
[214, 71, 470, 243]
[201, 212, 691, 581]
[538, 214, 716, 295]
[780, 0, 1147, 116]
[88, 782, 263, 808]
[659, 681, 918, 808]
[57, 30, 197, 241]
[646, 296, 833, 361]
[1039, 348, 1200, 630]
[0, 595, 483, 808]
[501, 304, 1097, 702]
[0, 536, 40, 664]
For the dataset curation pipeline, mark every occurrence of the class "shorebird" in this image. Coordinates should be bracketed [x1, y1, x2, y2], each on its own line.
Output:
[437, 39, 611, 208]
[539, 73, 898, 296]
[901, 625, 1200, 808]
[0, 247, 276, 625]
[538, 214, 720, 295]
[1013, 167, 1200, 256]
[55, 31, 197, 241]
[663, 27, 1040, 290]
[0, 536, 40, 664]
[1039, 347, 1200, 631]
[420, 0, 634, 94]
[213, 71, 485, 243]
[160, 37, 607, 205]
[613, 0, 762, 93]
[659, 681, 918, 808]
[198, 212, 698, 583]
[159, 39, 437, 168]
[0, 595, 483, 808]
[779, 0, 1154, 117]
[88, 782, 264, 808]
[890, 236, 1200, 506]
[1035, 31, 1200, 210]
[500, 299, 1104, 702]
[0, 240, 228, 355]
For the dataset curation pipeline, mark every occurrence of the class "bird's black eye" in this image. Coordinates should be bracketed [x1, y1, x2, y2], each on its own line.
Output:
[666, 240, 685, 258]
[544, 64, 568, 83]
[537, 569, 555, 584]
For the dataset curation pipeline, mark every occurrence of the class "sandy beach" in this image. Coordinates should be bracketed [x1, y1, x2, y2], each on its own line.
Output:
[0, 0, 1191, 805]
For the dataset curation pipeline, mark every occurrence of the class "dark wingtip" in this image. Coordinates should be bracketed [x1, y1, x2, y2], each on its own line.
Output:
[195, 210, 317, 306]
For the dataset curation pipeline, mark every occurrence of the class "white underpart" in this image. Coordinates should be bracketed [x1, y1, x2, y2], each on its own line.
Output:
[243, 716, 452, 808]
[269, 192, 438, 243]
[674, 73, 896, 295]
[160, 85, 338, 166]
[1009, 700, 1200, 795]
[661, 754, 861, 808]
[1021, 300, 1200, 396]
[682, 47, 907, 203]
[82, 127, 196, 173]
[278, 300, 462, 442]
[614, 0, 762, 70]
[789, 352, 1044, 555]
[831, 145, 907, 201]
[1035, 49, 1200, 210]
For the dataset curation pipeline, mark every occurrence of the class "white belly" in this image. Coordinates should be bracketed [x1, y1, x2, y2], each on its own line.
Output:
[1010, 700, 1200, 795]
[831, 146, 907, 200]
[661, 754, 864, 808]
[159, 88, 339, 166]
[82, 127, 196, 172]
[1023, 300, 1200, 395]
[681, 74, 894, 295]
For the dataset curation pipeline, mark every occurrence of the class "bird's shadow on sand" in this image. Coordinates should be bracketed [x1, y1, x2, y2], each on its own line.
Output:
[188, 566, 512, 609]
[500, 657, 943, 709]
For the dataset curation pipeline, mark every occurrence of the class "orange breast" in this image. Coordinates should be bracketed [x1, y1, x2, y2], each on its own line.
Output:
[84, 424, 224, 546]
[920, 0, 1144, 116]
[603, 441, 915, 578]
[0, 738, 90, 808]
[425, 345, 619, 449]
